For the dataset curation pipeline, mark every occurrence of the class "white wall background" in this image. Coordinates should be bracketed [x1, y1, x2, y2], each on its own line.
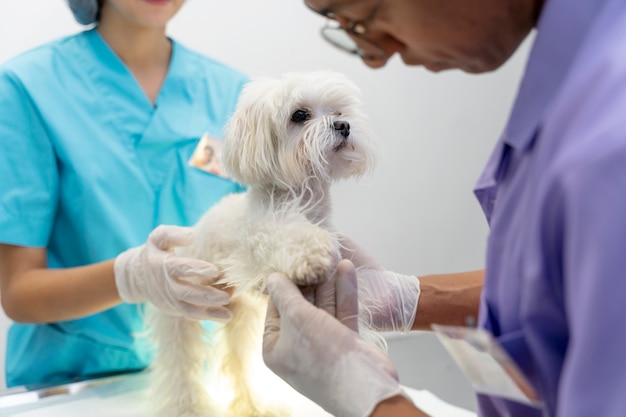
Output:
[0, 0, 531, 393]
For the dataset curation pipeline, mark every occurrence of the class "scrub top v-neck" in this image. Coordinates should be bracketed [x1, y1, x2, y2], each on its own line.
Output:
[0, 28, 248, 387]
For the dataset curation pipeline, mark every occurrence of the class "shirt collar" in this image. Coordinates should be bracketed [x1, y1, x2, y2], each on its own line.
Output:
[82, 28, 181, 110]
[502, 0, 608, 151]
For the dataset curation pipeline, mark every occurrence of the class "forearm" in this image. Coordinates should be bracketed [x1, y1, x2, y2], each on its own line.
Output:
[370, 395, 429, 417]
[412, 269, 483, 331]
[2, 260, 121, 323]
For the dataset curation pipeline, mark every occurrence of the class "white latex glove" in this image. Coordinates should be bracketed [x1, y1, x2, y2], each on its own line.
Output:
[340, 236, 421, 333]
[114, 225, 231, 321]
[263, 260, 407, 417]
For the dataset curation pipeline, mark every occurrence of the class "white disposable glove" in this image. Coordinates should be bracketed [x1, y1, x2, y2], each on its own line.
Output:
[340, 236, 421, 333]
[263, 260, 408, 417]
[114, 225, 231, 321]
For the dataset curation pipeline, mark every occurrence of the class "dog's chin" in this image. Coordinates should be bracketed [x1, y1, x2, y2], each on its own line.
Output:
[327, 144, 372, 179]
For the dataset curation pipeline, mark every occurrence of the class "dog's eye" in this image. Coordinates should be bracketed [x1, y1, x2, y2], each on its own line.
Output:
[291, 110, 309, 123]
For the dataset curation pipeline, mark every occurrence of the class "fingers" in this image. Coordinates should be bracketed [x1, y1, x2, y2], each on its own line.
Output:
[265, 294, 280, 329]
[178, 302, 232, 322]
[263, 294, 281, 355]
[165, 257, 221, 283]
[264, 273, 300, 358]
[164, 257, 229, 306]
[314, 273, 336, 316]
[266, 272, 305, 316]
[270, 260, 358, 331]
[169, 279, 230, 305]
[150, 225, 194, 251]
[335, 260, 359, 332]
[202, 306, 233, 322]
[338, 235, 382, 269]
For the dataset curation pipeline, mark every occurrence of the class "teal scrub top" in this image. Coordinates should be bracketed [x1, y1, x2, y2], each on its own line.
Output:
[0, 29, 248, 387]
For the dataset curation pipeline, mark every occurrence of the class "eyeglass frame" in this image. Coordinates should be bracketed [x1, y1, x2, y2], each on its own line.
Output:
[304, 0, 386, 61]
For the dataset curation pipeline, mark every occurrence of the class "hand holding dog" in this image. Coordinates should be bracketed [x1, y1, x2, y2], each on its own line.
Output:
[263, 260, 406, 417]
[114, 225, 232, 321]
[340, 236, 421, 333]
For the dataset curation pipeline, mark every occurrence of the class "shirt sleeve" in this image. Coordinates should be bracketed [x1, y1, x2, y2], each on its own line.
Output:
[550, 142, 626, 417]
[0, 67, 58, 247]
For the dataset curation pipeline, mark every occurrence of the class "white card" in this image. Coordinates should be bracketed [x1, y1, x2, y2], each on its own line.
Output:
[432, 324, 543, 408]
[188, 133, 230, 178]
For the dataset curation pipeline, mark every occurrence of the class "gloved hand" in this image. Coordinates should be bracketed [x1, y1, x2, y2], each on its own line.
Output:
[114, 225, 231, 321]
[340, 236, 421, 333]
[263, 260, 407, 417]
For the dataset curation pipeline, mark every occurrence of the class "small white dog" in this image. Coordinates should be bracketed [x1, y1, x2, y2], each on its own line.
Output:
[149, 71, 380, 417]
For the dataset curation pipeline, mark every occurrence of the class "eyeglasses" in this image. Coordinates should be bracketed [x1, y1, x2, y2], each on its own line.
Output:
[305, 0, 386, 61]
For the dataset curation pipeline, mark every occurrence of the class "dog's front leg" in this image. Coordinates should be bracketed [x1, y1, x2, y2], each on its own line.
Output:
[149, 309, 217, 417]
[211, 293, 289, 417]
[254, 215, 338, 288]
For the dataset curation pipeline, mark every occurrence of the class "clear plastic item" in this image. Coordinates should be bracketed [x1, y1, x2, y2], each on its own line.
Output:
[432, 324, 544, 409]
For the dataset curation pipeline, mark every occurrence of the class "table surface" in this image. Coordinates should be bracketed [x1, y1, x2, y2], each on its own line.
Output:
[0, 371, 477, 417]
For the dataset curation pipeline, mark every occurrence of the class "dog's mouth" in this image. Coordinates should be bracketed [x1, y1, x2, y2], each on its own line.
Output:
[333, 137, 350, 152]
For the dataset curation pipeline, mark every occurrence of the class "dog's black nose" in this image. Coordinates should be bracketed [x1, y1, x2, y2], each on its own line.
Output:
[334, 120, 350, 138]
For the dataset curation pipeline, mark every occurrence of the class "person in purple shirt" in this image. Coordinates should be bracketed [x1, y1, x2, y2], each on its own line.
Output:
[261, 0, 626, 417]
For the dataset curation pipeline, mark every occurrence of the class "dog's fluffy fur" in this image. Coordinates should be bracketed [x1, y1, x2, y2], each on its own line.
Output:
[149, 71, 380, 417]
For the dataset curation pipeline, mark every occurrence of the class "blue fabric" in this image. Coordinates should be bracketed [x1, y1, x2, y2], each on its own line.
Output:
[0, 29, 248, 387]
[474, 0, 626, 415]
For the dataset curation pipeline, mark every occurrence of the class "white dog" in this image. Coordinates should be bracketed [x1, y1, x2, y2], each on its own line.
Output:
[148, 71, 380, 417]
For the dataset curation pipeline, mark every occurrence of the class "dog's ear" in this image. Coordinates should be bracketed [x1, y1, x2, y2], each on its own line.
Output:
[222, 81, 282, 187]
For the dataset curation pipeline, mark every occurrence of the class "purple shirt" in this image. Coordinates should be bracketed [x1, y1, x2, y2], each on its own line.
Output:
[474, 0, 626, 416]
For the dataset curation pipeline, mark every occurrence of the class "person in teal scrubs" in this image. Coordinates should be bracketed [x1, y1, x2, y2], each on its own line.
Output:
[0, 0, 248, 387]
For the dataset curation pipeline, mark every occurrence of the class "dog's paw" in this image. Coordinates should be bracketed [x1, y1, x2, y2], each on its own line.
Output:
[284, 244, 337, 287]
[255, 220, 338, 286]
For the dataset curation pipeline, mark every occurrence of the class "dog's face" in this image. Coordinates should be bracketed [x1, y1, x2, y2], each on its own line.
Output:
[222, 71, 377, 190]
